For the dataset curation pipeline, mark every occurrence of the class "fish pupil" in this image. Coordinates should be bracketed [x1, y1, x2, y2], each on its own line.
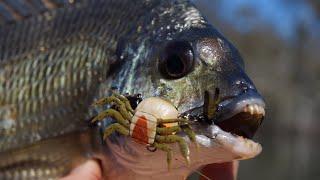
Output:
[166, 54, 185, 76]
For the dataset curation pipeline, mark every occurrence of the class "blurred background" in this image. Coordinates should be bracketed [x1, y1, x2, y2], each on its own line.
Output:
[192, 0, 320, 179]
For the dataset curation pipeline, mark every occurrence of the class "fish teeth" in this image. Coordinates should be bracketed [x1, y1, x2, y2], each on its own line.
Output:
[253, 104, 258, 115]
[260, 106, 266, 116]
[244, 104, 265, 116]
[249, 105, 254, 115]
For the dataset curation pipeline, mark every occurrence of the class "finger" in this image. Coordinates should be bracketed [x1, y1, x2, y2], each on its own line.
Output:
[200, 161, 239, 180]
[60, 160, 102, 180]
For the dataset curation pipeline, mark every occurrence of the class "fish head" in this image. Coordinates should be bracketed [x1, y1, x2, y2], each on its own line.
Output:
[104, 0, 265, 172]
[156, 27, 266, 140]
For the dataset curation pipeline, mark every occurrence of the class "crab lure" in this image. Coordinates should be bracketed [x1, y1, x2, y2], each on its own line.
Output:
[91, 93, 197, 169]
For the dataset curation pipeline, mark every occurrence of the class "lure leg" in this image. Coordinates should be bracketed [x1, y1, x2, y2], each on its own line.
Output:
[91, 109, 129, 128]
[153, 142, 173, 170]
[156, 126, 181, 135]
[112, 92, 135, 114]
[103, 123, 130, 139]
[181, 125, 198, 148]
[158, 119, 197, 146]
[155, 135, 190, 165]
[93, 95, 132, 120]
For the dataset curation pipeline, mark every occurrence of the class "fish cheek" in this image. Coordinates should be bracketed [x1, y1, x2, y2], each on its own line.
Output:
[157, 66, 207, 111]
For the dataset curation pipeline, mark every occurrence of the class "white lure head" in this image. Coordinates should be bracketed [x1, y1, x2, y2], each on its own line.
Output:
[135, 97, 179, 120]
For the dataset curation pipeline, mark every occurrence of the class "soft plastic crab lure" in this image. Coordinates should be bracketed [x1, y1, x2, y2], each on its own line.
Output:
[91, 93, 197, 168]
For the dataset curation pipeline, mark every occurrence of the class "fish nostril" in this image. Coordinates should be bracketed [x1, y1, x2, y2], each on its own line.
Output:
[235, 80, 254, 94]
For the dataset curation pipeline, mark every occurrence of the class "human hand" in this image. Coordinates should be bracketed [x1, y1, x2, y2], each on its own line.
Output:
[60, 160, 102, 180]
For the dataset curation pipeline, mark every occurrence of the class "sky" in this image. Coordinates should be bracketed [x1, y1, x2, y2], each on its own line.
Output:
[196, 0, 319, 41]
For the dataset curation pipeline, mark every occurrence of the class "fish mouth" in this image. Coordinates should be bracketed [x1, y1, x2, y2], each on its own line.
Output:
[123, 91, 264, 161]
[125, 89, 265, 140]
[181, 89, 265, 139]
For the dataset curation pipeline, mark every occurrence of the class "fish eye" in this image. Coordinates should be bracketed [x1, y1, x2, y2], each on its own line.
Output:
[159, 41, 194, 79]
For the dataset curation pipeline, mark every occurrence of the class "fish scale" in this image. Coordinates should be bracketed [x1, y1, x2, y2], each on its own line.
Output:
[0, 39, 108, 150]
[0, 0, 164, 178]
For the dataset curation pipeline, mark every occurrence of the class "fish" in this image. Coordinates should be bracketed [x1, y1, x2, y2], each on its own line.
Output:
[0, 0, 265, 179]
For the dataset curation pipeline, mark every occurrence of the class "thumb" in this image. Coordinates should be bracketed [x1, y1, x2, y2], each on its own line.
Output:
[60, 160, 102, 180]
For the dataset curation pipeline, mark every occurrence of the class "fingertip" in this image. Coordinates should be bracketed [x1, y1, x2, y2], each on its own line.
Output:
[60, 160, 102, 180]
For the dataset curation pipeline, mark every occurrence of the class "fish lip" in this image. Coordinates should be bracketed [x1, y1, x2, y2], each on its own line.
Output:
[182, 117, 263, 161]
[215, 90, 265, 123]
[177, 123, 262, 159]
[198, 125, 262, 158]
[180, 90, 265, 139]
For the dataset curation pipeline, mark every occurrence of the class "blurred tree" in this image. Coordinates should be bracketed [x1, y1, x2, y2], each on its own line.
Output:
[192, 1, 320, 179]
[308, 0, 320, 17]
[194, 0, 320, 136]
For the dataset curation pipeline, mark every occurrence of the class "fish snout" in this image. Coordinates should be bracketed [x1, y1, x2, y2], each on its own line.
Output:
[204, 88, 265, 139]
